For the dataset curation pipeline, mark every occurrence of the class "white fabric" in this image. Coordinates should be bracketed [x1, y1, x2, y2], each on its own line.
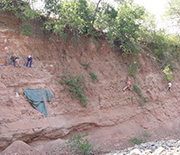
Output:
[16, 92, 19, 97]
[168, 82, 172, 87]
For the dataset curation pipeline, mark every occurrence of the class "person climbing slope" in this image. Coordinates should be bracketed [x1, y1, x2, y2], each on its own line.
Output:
[165, 81, 172, 92]
[10, 55, 20, 66]
[123, 80, 131, 91]
[15, 56, 21, 66]
[26, 55, 33, 67]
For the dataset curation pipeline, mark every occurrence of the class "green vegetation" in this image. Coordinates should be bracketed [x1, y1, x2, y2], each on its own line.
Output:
[163, 0, 180, 28]
[60, 73, 89, 107]
[1, 0, 145, 53]
[66, 132, 93, 155]
[88, 71, 99, 82]
[66, 132, 102, 155]
[138, 9, 180, 69]
[162, 65, 172, 81]
[0, 0, 41, 36]
[1, 0, 180, 74]
[20, 24, 32, 36]
[155, 97, 165, 109]
[128, 136, 145, 145]
[133, 85, 142, 97]
[131, 97, 134, 104]
[60, 71, 99, 106]
[128, 61, 139, 76]
[128, 131, 151, 145]
[96, 0, 145, 55]
[82, 62, 92, 70]
[133, 85, 148, 106]
[115, 80, 119, 88]
[155, 97, 162, 105]
[43, 0, 102, 41]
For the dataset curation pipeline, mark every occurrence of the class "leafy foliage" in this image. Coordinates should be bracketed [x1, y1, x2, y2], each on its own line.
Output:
[133, 85, 142, 97]
[162, 65, 172, 81]
[43, 0, 101, 42]
[133, 85, 148, 106]
[128, 131, 150, 145]
[128, 136, 145, 145]
[60, 73, 89, 107]
[1, 0, 180, 74]
[138, 15, 180, 68]
[0, 0, 41, 20]
[42, 0, 145, 54]
[139, 28, 168, 59]
[0, 0, 26, 18]
[20, 24, 32, 36]
[95, 0, 145, 55]
[0, 0, 41, 36]
[66, 132, 93, 155]
[128, 58, 140, 76]
[88, 71, 99, 82]
[112, 1, 144, 55]
[82, 62, 92, 70]
[163, 0, 180, 28]
[66, 132, 99, 155]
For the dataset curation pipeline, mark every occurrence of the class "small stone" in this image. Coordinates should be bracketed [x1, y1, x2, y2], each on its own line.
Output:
[129, 148, 141, 155]
[153, 147, 165, 155]
[141, 149, 152, 155]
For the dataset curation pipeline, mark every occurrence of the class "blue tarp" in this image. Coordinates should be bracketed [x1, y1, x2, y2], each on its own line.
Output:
[23, 89, 51, 117]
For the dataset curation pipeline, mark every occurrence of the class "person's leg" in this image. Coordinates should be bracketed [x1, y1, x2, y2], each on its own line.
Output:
[29, 60, 32, 67]
[123, 85, 128, 91]
[10, 57, 13, 65]
[15, 59, 20, 67]
[13, 60, 16, 66]
[165, 86, 168, 91]
[26, 60, 29, 67]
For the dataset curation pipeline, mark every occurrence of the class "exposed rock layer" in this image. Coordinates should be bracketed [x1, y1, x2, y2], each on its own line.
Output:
[0, 12, 180, 154]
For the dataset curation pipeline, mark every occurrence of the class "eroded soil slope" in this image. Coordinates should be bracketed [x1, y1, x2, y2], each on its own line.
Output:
[1, 12, 180, 154]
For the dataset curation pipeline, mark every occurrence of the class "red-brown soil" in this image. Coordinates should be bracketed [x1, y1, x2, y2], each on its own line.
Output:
[0, 12, 180, 155]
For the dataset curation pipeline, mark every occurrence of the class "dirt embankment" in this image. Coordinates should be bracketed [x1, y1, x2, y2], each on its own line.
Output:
[0, 12, 180, 154]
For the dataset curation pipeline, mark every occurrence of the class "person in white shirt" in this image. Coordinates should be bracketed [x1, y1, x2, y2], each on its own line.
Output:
[165, 81, 172, 91]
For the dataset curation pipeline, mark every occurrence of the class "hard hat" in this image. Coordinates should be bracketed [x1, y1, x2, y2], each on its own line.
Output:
[28, 55, 31, 58]
[18, 56, 20, 59]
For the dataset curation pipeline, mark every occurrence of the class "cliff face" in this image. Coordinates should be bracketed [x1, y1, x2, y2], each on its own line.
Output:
[0, 12, 180, 154]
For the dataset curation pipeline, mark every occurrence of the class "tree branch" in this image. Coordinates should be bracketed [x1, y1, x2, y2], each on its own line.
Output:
[92, 0, 102, 24]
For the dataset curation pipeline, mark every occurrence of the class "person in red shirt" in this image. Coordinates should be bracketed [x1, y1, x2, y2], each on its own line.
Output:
[127, 81, 131, 90]
[123, 80, 132, 91]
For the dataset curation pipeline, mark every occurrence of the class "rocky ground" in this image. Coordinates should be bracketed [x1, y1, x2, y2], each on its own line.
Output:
[106, 139, 180, 155]
[2, 138, 180, 155]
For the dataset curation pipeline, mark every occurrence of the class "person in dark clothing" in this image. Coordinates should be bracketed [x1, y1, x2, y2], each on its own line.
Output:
[10, 55, 20, 66]
[26, 55, 33, 67]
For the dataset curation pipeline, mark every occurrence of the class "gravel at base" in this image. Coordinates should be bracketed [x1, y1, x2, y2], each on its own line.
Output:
[105, 139, 180, 155]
